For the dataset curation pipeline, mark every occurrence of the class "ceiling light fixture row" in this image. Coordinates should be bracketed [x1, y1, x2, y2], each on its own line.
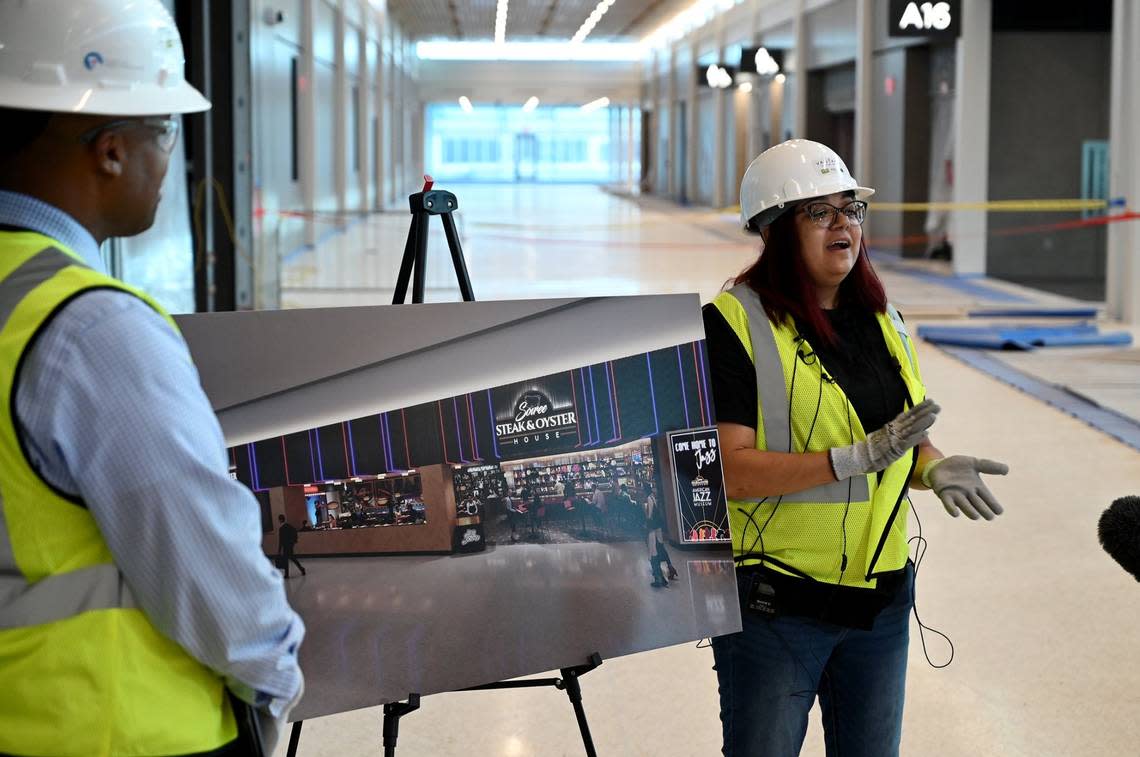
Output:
[571, 0, 616, 44]
[644, 0, 738, 49]
[416, 41, 642, 61]
[494, 0, 509, 44]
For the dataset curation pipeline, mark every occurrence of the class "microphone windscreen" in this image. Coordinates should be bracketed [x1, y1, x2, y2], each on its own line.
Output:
[1098, 496, 1140, 581]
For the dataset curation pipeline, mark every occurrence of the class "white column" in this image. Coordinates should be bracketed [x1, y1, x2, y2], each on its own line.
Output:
[359, 27, 371, 210]
[627, 105, 636, 191]
[854, 0, 874, 186]
[334, 2, 347, 214]
[687, 39, 699, 205]
[769, 75, 785, 145]
[649, 52, 661, 194]
[667, 44, 677, 198]
[949, 0, 992, 276]
[378, 15, 392, 213]
[385, 24, 396, 205]
[1108, 0, 1140, 323]
[745, 6, 760, 162]
[712, 20, 727, 208]
[793, 0, 808, 138]
[302, 0, 317, 243]
[746, 86, 759, 163]
[615, 107, 623, 184]
[392, 27, 403, 200]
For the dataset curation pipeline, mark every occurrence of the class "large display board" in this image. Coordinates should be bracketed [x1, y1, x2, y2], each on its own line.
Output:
[177, 295, 740, 721]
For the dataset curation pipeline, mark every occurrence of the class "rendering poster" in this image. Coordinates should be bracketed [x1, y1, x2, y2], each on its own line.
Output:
[177, 295, 741, 722]
[668, 427, 730, 544]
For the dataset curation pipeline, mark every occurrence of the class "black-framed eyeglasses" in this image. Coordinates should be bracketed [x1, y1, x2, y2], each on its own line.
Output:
[801, 200, 868, 228]
[78, 117, 181, 154]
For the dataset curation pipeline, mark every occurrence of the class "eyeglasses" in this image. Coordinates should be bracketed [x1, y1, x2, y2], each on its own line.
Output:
[78, 117, 181, 154]
[801, 200, 868, 228]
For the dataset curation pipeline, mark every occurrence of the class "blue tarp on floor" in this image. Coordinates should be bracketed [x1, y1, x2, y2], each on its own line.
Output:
[916, 324, 1133, 350]
[966, 307, 1099, 319]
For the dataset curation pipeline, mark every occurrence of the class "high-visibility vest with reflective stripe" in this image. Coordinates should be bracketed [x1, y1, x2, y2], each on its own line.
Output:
[0, 231, 237, 756]
[712, 284, 927, 586]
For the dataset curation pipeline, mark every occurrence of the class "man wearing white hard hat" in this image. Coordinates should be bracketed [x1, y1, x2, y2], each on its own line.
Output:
[702, 140, 1009, 755]
[0, 2, 303, 755]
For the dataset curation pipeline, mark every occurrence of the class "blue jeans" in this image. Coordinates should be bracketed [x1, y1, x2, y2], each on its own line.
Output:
[711, 563, 914, 757]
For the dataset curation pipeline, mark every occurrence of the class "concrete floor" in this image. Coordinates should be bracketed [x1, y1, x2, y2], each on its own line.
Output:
[272, 184, 1140, 757]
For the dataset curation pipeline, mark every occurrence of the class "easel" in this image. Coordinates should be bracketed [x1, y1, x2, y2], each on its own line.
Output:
[392, 176, 474, 305]
[285, 179, 605, 756]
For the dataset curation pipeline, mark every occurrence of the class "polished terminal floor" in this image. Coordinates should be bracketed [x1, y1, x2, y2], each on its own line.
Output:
[272, 185, 1140, 756]
[285, 542, 738, 722]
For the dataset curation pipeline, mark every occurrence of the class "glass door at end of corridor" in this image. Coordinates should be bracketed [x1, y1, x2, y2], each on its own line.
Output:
[514, 132, 539, 181]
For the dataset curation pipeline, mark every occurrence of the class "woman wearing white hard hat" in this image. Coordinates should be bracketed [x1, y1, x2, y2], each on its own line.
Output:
[703, 139, 1009, 756]
[0, 1, 302, 755]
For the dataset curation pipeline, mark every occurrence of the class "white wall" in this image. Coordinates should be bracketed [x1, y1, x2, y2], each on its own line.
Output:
[250, 0, 421, 308]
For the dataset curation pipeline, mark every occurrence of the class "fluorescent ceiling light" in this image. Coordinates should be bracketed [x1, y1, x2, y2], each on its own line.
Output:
[775, 73, 786, 84]
[522, 96, 540, 112]
[737, 81, 752, 93]
[571, 0, 616, 44]
[458, 96, 473, 113]
[416, 41, 641, 61]
[580, 96, 611, 113]
[495, 0, 509, 44]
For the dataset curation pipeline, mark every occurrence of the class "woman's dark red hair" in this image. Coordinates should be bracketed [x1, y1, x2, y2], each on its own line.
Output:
[734, 201, 887, 348]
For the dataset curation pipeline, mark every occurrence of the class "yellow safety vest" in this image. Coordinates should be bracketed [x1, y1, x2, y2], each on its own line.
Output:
[0, 231, 237, 756]
[713, 284, 926, 587]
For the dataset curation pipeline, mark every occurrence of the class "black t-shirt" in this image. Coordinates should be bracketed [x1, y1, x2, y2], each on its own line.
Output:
[702, 302, 909, 435]
[703, 298, 912, 628]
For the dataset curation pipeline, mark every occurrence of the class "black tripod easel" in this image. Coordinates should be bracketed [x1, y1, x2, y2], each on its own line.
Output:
[285, 180, 604, 757]
[365, 653, 604, 757]
[459, 653, 604, 757]
[392, 176, 474, 305]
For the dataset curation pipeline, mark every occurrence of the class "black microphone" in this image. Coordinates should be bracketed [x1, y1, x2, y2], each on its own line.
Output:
[1097, 496, 1140, 581]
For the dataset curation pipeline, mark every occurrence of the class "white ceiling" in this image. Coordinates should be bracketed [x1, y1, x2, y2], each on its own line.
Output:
[387, 0, 695, 41]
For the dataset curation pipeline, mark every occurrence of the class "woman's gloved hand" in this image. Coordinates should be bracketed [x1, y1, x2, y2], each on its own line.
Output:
[922, 455, 1009, 521]
[829, 399, 940, 480]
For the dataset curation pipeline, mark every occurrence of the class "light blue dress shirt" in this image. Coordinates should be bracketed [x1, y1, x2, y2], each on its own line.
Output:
[0, 190, 304, 718]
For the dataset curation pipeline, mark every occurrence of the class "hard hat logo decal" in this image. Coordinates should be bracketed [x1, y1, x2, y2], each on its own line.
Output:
[815, 157, 837, 175]
[83, 52, 104, 70]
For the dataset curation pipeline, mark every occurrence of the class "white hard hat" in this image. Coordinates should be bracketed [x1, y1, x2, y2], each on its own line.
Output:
[739, 139, 874, 233]
[0, 0, 210, 115]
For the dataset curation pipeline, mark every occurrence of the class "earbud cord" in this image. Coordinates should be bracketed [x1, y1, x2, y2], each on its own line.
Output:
[909, 502, 955, 668]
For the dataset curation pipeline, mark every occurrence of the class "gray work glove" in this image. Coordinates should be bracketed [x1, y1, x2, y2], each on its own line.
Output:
[922, 455, 1009, 521]
[829, 399, 940, 480]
